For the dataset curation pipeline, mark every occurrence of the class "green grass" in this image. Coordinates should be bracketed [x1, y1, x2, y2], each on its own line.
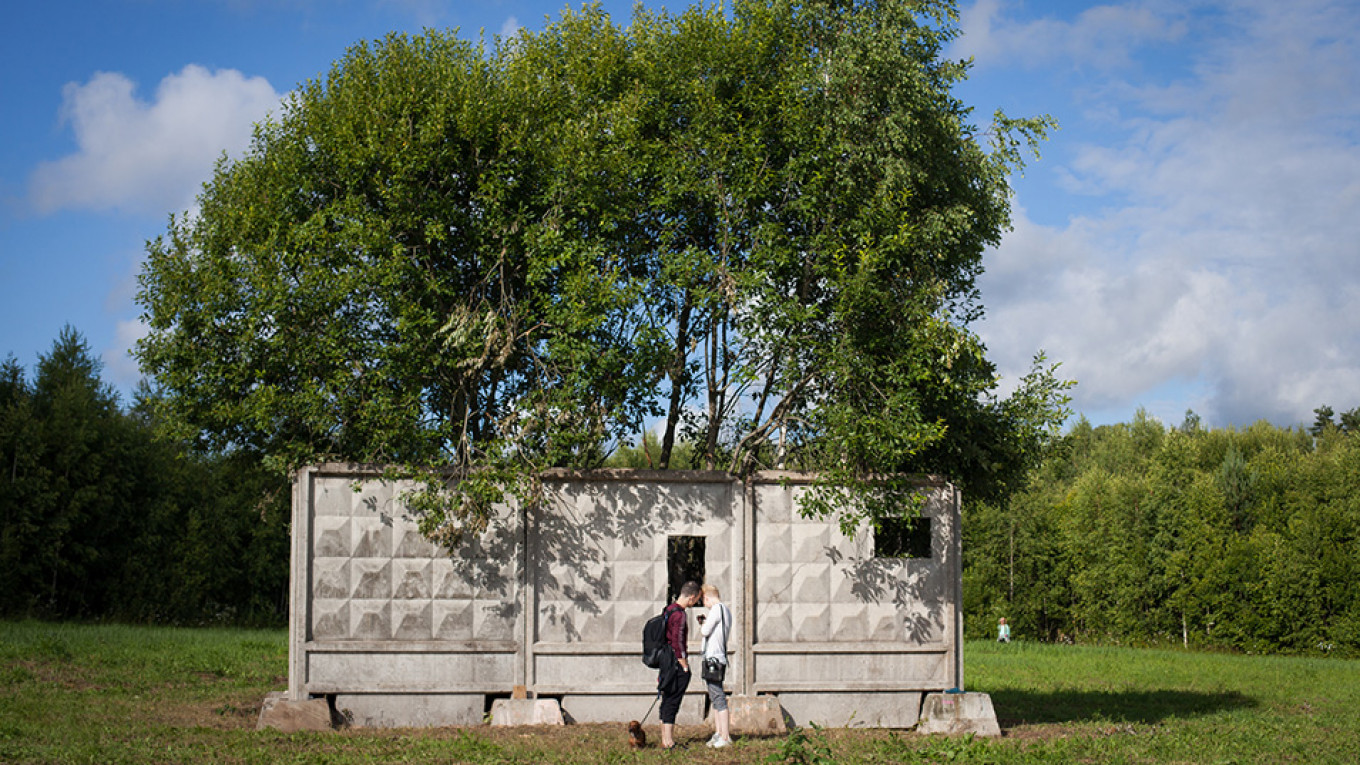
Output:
[2, 622, 1357, 763]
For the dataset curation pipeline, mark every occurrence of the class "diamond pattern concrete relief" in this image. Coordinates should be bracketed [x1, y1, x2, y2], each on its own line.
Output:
[392, 602, 433, 640]
[314, 560, 350, 600]
[753, 491, 949, 645]
[793, 563, 830, 602]
[351, 602, 391, 640]
[757, 603, 792, 642]
[792, 603, 830, 641]
[308, 478, 520, 643]
[351, 561, 391, 599]
[393, 561, 432, 599]
[433, 601, 475, 640]
[312, 601, 349, 640]
[315, 518, 351, 558]
[394, 527, 436, 558]
[353, 524, 391, 558]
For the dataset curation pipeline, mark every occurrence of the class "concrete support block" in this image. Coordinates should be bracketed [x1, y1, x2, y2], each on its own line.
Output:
[728, 695, 787, 736]
[489, 697, 566, 726]
[256, 692, 333, 732]
[916, 692, 1001, 737]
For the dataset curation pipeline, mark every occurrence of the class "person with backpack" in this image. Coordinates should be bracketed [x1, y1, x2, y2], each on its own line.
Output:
[698, 583, 733, 748]
[658, 581, 701, 749]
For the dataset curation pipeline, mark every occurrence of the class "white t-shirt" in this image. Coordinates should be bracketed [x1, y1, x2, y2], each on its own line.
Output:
[700, 602, 733, 664]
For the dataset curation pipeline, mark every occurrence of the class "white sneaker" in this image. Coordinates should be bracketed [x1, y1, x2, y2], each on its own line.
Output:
[712, 737, 732, 749]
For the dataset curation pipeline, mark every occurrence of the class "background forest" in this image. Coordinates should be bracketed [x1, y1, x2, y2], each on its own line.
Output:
[5, 329, 1358, 658]
[964, 409, 1360, 656]
[0, 329, 288, 626]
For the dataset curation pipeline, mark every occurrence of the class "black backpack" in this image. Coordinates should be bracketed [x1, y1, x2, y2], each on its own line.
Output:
[641, 605, 674, 669]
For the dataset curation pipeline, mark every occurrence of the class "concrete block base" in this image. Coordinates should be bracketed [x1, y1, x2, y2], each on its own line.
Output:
[916, 693, 1001, 737]
[256, 692, 333, 732]
[489, 697, 565, 726]
[727, 695, 787, 736]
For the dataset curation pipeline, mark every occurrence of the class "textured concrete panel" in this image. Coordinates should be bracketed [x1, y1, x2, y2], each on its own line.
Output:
[314, 518, 351, 558]
[756, 562, 793, 605]
[756, 603, 792, 643]
[350, 601, 391, 641]
[335, 693, 484, 727]
[311, 600, 349, 641]
[432, 601, 475, 640]
[754, 651, 948, 686]
[791, 603, 830, 642]
[391, 602, 432, 640]
[313, 560, 350, 600]
[757, 524, 793, 564]
[391, 560, 431, 599]
[532, 653, 657, 689]
[560, 692, 708, 725]
[309, 651, 515, 690]
[792, 563, 830, 603]
[779, 691, 922, 728]
[313, 480, 354, 517]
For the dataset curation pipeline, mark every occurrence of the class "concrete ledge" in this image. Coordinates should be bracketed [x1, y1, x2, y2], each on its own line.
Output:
[728, 695, 787, 736]
[916, 692, 1001, 737]
[256, 692, 333, 732]
[489, 698, 565, 726]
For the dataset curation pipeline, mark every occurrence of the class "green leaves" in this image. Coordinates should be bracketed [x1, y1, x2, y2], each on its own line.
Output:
[136, 1, 1063, 549]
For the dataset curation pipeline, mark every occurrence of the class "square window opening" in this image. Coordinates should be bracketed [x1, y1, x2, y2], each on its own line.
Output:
[874, 516, 932, 559]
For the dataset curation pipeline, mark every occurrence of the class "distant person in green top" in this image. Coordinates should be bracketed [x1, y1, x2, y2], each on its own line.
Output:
[997, 617, 1011, 643]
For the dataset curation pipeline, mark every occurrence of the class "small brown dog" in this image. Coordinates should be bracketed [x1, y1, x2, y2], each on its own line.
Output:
[627, 720, 646, 749]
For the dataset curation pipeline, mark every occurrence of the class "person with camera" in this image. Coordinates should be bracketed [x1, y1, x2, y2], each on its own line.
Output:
[698, 583, 733, 748]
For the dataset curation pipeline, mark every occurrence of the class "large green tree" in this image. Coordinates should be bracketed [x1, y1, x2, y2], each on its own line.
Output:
[137, 0, 1068, 542]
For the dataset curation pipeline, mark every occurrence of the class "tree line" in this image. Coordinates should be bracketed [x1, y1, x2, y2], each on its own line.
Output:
[0, 328, 288, 625]
[963, 409, 1360, 656]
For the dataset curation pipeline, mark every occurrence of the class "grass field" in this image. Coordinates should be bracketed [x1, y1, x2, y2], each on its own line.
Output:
[2, 620, 1357, 763]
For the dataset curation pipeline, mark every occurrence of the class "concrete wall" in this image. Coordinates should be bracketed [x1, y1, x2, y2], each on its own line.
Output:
[289, 465, 961, 728]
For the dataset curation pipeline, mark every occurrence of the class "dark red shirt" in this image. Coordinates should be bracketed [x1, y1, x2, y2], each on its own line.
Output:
[664, 603, 688, 660]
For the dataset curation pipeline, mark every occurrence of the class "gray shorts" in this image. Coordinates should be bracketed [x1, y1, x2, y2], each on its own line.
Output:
[706, 679, 727, 711]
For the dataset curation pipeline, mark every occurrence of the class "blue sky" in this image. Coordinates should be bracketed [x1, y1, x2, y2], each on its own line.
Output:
[3, 0, 1358, 430]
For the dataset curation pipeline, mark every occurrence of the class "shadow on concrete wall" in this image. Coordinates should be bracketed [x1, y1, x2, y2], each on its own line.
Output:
[988, 688, 1256, 728]
[438, 502, 524, 623]
[825, 546, 941, 644]
[532, 479, 715, 638]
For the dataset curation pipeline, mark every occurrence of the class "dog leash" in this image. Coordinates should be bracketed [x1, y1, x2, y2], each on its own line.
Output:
[639, 690, 661, 724]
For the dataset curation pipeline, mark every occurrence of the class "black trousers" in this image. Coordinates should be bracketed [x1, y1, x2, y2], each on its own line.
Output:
[658, 667, 691, 724]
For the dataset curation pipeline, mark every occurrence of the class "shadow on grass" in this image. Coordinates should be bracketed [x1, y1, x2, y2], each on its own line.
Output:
[988, 689, 1256, 727]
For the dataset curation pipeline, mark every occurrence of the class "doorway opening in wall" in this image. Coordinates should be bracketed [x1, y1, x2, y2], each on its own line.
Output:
[667, 536, 706, 602]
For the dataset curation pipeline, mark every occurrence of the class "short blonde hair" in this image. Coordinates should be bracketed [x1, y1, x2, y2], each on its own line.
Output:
[701, 584, 720, 598]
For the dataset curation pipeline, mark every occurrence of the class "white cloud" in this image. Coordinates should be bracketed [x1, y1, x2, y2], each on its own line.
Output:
[103, 318, 149, 390]
[500, 15, 522, 40]
[956, 0, 1187, 71]
[975, 0, 1360, 427]
[28, 65, 280, 216]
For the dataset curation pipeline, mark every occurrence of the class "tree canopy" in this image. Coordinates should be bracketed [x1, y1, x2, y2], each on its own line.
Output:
[136, 0, 1070, 542]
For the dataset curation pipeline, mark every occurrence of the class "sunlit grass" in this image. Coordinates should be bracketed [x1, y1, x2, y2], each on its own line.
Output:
[3, 623, 1357, 763]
